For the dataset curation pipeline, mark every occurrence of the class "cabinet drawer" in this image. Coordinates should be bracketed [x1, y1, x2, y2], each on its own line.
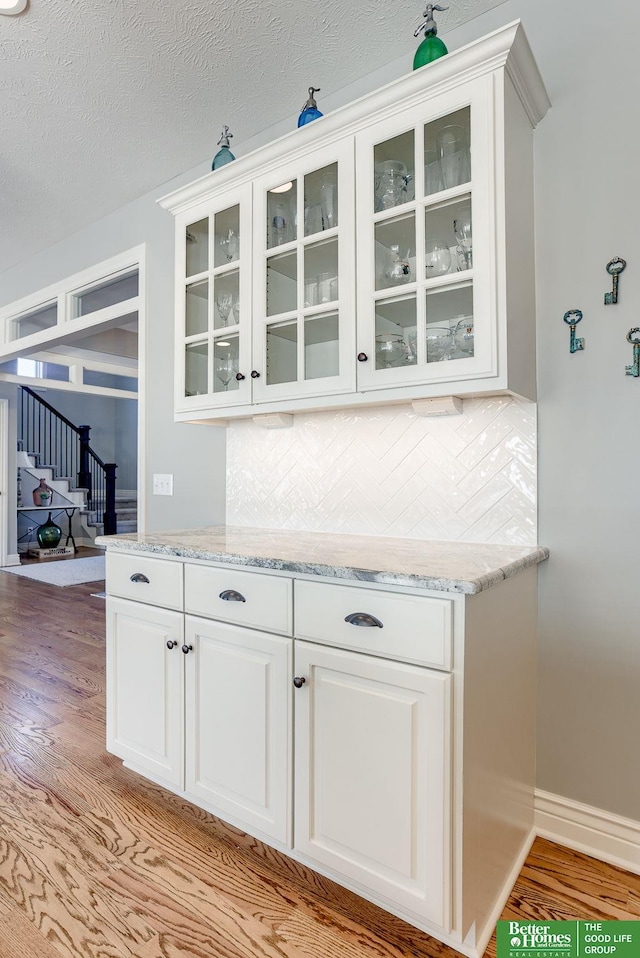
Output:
[294, 580, 452, 670]
[106, 552, 183, 611]
[184, 564, 293, 635]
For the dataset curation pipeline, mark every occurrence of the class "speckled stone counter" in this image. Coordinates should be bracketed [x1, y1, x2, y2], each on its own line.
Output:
[96, 526, 548, 595]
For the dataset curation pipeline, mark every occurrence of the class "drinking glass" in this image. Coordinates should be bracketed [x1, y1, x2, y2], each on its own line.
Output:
[216, 290, 233, 327]
[436, 125, 469, 190]
[320, 172, 338, 230]
[374, 160, 408, 212]
[426, 325, 453, 362]
[453, 205, 472, 270]
[425, 238, 452, 277]
[424, 149, 444, 195]
[217, 228, 239, 262]
[382, 244, 412, 287]
[453, 318, 474, 355]
[215, 352, 238, 390]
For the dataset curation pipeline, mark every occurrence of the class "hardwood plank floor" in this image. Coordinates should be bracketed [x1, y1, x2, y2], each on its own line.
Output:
[0, 571, 638, 958]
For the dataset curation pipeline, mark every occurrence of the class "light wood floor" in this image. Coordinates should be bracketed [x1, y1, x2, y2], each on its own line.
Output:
[0, 573, 638, 958]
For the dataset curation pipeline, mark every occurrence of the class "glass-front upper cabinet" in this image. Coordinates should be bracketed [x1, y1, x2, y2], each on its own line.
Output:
[251, 140, 355, 403]
[175, 184, 252, 410]
[355, 77, 493, 392]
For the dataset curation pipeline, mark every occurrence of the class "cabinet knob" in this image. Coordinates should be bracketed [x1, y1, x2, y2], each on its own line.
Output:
[182, 644, 193, 654]
[357, 352, 368, 362]
[166, 640, 178, 650]
[219, 589, 246, 603]
[345, 612, 384, 629]
[235, 372, 246, 381]
[130, 572, 150, 584]
[251, 370, 261, 379]
[293, 676, 306, 688]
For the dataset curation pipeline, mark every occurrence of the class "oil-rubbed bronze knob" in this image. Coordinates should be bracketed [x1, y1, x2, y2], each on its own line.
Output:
[251, 370, 261, 379]
[166, 640, 178, 650]
[235, 372, 246, 381]
[293, 676, 306, 688]
[182, 644, 193, 654]
[357, 352, 368, 362]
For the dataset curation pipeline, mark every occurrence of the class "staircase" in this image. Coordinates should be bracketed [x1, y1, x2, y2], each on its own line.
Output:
[82, 490, 138, 540]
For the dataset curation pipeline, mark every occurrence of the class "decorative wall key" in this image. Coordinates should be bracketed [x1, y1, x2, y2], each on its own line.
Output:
[604, 257, 626, 305]
[563, 309, 584, 353]
[625, 328, 640, 378]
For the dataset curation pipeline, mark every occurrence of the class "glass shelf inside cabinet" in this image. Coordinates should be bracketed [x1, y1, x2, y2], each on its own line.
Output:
[425, 283, 474, 363]
[213, 269, 239, 329]
[186, 218, 208, 277]
[375, 213, 416, 290]
[304, 312, 339, 380]
[373, 130, 415, 214]
[213, 205, 240, 268]
[266, 320, 297, 385]
[425, 194, 472, 278]
[267, 181, 297, 250]
[213, 334, 240, 393]
[424, 107, 471, 197]
[304, 163, 338, 236]
[185, 280, 208, 337]
[185, 340, 208, 397]
[304, 237, 339, 308]
[267, 250, 297, 317]
[374, 296, 417, 370]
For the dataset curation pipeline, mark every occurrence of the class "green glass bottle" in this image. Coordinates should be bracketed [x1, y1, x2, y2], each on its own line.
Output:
[413, 3, 448, 70]
[36, 512, 62, 549]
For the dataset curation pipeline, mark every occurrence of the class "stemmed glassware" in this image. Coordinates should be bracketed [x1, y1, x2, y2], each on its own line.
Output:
[453, 205, 472, 270]
[216, 290, 233, 327]
[217, 228, 239, 263]
[215, 350, 238, 390]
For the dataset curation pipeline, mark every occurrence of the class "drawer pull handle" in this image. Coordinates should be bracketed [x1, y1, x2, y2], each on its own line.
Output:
[345, 612, 383, 629]
[219, 589, 246, 603]
[166, 640, 178, 650]
[182, 644, 193, 654]
[130, 573, 150, 584]
[293, 676, 306, 688]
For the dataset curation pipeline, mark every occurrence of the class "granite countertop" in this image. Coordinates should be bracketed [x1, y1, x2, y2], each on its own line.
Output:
[96, 526, 548, 595]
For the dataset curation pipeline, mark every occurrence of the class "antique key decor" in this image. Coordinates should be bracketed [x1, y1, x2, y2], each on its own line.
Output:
[625, 328, 640, 378]
[563, 309, 584, 353]
[604, 257, 626, 305]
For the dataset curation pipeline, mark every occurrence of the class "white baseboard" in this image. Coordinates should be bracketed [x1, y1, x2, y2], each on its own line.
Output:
[535, 789, 640, 876]
[2, 553, 21, 568]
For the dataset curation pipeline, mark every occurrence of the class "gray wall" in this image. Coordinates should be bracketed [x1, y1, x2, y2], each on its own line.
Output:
[1, 0, 638, 821]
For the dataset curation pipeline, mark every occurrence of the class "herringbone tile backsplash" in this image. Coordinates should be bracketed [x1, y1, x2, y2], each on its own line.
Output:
[226, 398, 537, 545]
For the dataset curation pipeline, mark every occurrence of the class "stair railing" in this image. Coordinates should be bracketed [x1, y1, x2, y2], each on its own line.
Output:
[19, 385, 118, 535]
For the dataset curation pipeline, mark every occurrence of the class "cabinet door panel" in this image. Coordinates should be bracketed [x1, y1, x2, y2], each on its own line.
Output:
[294, 642, 451, 930]
[185, 616, 292, 846]
[106, 597, 184, 788]
[356, 76, 495, 392]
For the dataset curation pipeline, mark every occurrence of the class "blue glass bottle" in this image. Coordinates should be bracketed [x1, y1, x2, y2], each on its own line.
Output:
[413, 4, 448, 69]
[212, 126, 236, 171]
[298, 87, 323, 127]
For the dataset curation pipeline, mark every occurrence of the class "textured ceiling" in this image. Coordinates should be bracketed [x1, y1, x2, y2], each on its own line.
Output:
[1, 0, 506, 273]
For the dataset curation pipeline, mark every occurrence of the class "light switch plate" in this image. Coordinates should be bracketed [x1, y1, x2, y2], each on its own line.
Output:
[153, 473, 174, 496]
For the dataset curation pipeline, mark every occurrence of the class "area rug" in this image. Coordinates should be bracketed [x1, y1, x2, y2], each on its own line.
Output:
[1, 555, 105, 587]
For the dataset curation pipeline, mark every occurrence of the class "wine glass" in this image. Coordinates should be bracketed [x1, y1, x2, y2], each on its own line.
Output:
[215, 290, 233, 327]
[217, 228, 239, 263]
[425, 237, 452, 277]
[453, 205, 472, 270]
[215, 350, 238, 390]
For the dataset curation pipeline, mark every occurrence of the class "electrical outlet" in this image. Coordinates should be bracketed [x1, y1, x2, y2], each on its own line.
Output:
[153, 474, 174, 496]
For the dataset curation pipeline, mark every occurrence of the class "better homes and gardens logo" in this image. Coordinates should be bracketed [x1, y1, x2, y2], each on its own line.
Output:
[497, 921, 640, 958]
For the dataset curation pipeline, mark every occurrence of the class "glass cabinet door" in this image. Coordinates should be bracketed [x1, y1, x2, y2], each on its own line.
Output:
[251, 140, 355, 403]
[355, 79, 494, 392]
[176, 185, 252, 409]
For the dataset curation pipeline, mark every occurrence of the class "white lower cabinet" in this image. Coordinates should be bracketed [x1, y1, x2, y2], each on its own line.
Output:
[184, 615, 292, 845]
[293, 641, 451, 930]
[105, 551, 537, 958]
[106, 596, 184, 788]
